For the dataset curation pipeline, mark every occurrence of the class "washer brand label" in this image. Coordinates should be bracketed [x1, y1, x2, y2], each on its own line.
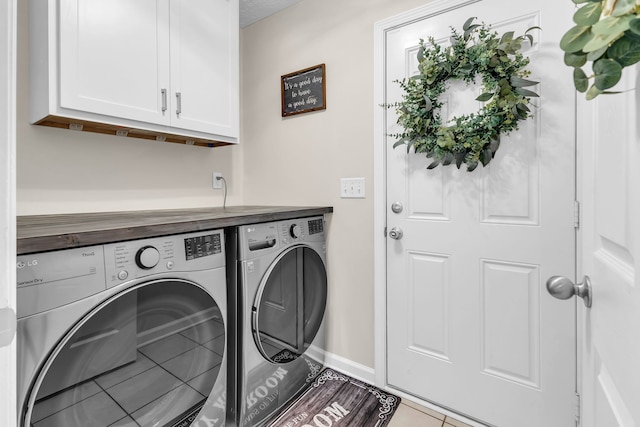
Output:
[17, 278, 43, 287]
[16, 259, 37, 269]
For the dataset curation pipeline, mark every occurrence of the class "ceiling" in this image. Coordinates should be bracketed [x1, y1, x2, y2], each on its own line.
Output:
[239, 0, 304, 28]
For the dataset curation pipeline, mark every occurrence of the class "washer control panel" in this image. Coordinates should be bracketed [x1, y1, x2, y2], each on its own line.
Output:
[104, 230, 224, 288]
[184, 233, 222, 260]
[136, 245, 161, 269]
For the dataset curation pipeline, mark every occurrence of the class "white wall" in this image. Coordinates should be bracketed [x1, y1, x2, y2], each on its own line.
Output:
[16, 1, 243, 215]
[241, 0, 429, 368]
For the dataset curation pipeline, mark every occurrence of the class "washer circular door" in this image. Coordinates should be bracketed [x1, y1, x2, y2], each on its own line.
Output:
[23, 279, 226, 427]
[253, 244, 327, 363]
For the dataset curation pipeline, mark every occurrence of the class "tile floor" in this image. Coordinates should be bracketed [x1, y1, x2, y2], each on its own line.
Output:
[387, 399, 473, 427]
[31, 320, 225, 427]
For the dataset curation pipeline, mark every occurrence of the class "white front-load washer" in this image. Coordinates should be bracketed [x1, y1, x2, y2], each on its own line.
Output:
[236, 216, 327, 426]
[17, 230, 232, 427]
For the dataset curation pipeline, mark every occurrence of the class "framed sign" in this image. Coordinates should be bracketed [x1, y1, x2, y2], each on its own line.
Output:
[281, 64, 326, 117]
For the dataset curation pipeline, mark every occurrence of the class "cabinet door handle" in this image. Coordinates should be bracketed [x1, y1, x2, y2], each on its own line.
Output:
[161, 89, 167, 112]
[176, 92, 182, 116]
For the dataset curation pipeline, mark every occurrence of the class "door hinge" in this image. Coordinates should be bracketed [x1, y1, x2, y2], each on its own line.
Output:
[384, 226, 387, 237]
[574, 201, 580, 229]
[575, 392, 581, 424]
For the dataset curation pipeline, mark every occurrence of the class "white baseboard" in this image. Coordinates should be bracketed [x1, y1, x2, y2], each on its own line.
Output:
[323, 351, 375, 384]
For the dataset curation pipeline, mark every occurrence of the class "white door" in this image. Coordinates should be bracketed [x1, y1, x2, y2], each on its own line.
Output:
[384, 1, 577, 425]
[169, 0, 239, 138]
[579, 64, 640, 425]
[59, 0, 171, 125]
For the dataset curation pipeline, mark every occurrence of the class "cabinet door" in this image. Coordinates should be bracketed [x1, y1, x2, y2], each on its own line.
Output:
[59, 0, 171, 125]
[169, 0, 239, 138]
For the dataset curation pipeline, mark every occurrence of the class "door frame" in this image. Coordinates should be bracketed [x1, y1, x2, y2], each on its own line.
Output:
[0, 0, 17, 426]
[372, 0, 581, 423]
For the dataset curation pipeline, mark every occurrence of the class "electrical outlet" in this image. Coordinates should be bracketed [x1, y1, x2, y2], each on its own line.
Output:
[213, 172, 223, 189]
[340, 177, 365, 199]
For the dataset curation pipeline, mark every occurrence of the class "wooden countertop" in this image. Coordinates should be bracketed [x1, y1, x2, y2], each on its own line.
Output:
[17, 205, 333, 254]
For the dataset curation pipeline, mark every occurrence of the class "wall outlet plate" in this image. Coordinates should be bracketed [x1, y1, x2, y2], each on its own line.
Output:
[213, 172, 223, 189]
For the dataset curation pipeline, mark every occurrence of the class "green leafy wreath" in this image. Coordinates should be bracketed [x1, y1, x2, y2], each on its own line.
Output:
[390, 18, 540, 171]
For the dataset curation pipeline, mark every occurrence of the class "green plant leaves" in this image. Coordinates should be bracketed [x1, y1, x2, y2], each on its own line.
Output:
[423, 95, 433, 111]
[592, 15, 633, 36]
[564, 51, 588, 67]
[510, 76, 538, 87]
[417, 45, 425, 62]
[573, 2, 602, 26]
[608, 35, 640, 66]
[441, 152, 455, 166]
[586, 45, 608, 61]
[630, 18, 640, 35]
[462, 17, 477, 31]
[586, 84, 602, 100]
[610, 0, 636, 17]
[593, 58, 623, 90]
[559, 0, 639, 100]
[560, 25, 593, 52]
[515, 87, 539, 97]
[476, 92, 494, 102]
[581, 15, 633, 52]
[573, 67, 589, 92]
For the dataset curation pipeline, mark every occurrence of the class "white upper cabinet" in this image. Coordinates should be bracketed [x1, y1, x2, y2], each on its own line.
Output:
[30, 0, 239, 147]
[169, 0, 239, 137]
[58, 0, 171, 126]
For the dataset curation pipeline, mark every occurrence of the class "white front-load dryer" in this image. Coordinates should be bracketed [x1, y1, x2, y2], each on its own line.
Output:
[237, 216, 327, 426]
[17, 230, 231, 427]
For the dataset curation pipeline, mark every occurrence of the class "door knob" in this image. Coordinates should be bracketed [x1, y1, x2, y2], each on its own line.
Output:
[391, 202, 403, 214]
[388, 227, 403, 240]
[546, 275, 592, 308]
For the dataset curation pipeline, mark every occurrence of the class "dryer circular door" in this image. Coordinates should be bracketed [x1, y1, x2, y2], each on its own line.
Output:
[22, 279, 226, 427]
[253, 244, 327, 363]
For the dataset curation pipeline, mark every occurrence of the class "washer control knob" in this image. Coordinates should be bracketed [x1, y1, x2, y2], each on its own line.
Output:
[136, 246, 160, 270]
[290, 224, 301, 239]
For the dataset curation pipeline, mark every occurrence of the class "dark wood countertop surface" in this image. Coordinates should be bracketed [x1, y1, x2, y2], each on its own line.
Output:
[17, 205, 334, 254]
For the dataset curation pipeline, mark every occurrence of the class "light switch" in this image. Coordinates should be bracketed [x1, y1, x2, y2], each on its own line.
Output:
[340, 177, 365, 199]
